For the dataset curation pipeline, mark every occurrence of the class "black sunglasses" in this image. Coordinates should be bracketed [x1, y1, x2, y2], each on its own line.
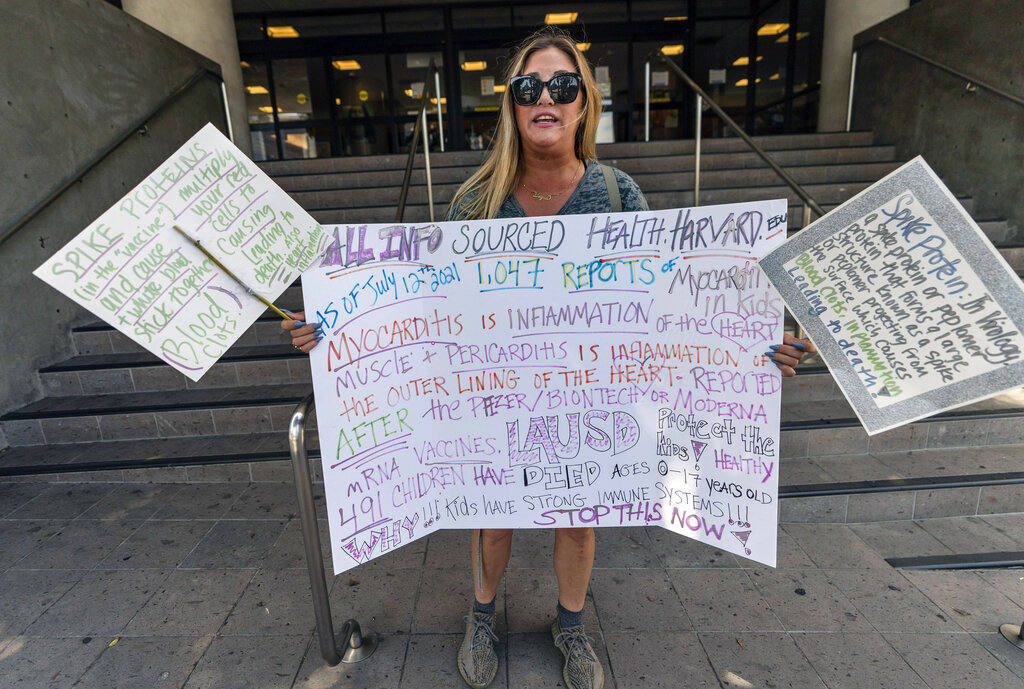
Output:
[508, 72, 582, 106]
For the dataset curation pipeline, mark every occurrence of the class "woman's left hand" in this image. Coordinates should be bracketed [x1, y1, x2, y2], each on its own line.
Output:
[765, 333, 816, 377]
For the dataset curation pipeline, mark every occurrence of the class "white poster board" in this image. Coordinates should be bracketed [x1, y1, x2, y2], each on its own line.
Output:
[302, 201, 789, 573]
[34, 123, 329, 380]
[759, 157, 1024, 434]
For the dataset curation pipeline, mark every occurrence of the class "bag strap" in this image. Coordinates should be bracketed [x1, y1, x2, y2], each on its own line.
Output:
[600, 164, 621, 213]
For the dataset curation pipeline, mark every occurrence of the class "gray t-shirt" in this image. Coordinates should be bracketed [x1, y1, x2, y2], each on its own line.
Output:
[445, 160, 648, 221]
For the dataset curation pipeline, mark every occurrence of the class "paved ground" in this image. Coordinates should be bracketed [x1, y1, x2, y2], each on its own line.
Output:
[2, 480, 1024, 688]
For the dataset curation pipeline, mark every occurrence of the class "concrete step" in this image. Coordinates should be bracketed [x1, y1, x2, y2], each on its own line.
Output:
[0, 431, 320, 480]
[605, 145, 898, 174]
[4, 368, 1020, 446]
[0, 383, 313, 446]
[780, 443, 1024, 524]
[295, 179, 880, 213]
[594, 131, 878, 159]
[259, 131, 879, 177]
[38, 344, 309, 397]
[271, 146, 900, 193]
[70, 284, 305, 356]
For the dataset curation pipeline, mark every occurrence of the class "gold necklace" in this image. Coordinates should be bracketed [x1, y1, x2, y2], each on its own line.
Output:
[521, 162, 582, 201]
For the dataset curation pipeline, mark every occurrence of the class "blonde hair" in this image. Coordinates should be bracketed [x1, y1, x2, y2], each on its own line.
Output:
[447, 27, 602, 220]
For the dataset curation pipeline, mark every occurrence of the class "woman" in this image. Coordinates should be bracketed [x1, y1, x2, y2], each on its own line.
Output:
[285, 27, 813, 689]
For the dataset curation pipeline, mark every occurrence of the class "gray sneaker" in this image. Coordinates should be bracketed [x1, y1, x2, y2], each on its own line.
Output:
[458, 611, 499, 689]
[551, 618, 604, 689]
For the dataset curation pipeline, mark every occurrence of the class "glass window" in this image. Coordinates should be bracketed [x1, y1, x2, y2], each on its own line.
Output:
[269, 13, 382, 37]
[692, 19, 750, 116]
[584, 43, 630, 107]
[398, 116, 445, 154]
[692, 0, 754, 17]
[386, 9, 444, 33]
[792, 0, 824, 95]
[516, 3, 626, 26]
[631, 1, 689, 22]
[393, 52, 447, 150]
[463, 118, 498, 151]
[633, 41, 685, 140]
[453, 7, 512, 29]
[281, 125, 332, 159]
[272, 58, 330, 123]
[754, 3, 790, 107]
[250, 129, 279, 161]
[243, 61, 275, 124]
[331, 54, 388, 119]
[790, 91, 819, 132]
[584, 42, 630, 143]
[393, 52, 444, 114]
[235, 16, 265, 41]
[513, 3, 626, 27]
[343, 123, 390, 157]
[633, 41, 686, 104]
[458, 48, 512, 114]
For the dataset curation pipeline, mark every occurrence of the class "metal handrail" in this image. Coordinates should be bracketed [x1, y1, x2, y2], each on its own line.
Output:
[395, 60, 438, 222]
[289, 393, 377, 665]
[0, 66, 224, 248]
[654, 51, 825, 222]
[861, 37, 1024, 109]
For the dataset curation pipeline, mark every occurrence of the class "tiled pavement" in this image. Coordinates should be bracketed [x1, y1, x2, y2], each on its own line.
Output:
[2, 480, 1024, 688]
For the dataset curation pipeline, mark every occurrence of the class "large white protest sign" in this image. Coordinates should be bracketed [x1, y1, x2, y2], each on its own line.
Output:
[34, 123, 329, 380]
[301, 201, 788, 573]
[759, 157, 1024, 434]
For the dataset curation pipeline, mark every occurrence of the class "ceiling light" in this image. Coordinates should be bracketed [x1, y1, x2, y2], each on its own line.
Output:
[266, 26, 299, 38]
[776, 31, 810, 43]
[661, 44, 684, 55]
[257, 106, 282, 113]
[663, 16, 687, 21]
[246, 85, 268, 95]
[735, 79, 749, 86]
[732, 56, 763, 66]
[493, 84, 506, 93]
[430, 97, 447, 104]
[576, 42, 591, 51]
[769, 73, 780, 80]
[332, 60, 362, 71]
[545, 12, 578, 24]
[757, 23, 789, 36]
[240, 61, 251, 68]
[461, 61, 487, 71]
[404, 88, 415, 98]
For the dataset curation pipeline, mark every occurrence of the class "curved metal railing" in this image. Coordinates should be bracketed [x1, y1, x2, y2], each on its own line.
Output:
[289, 393, 377, 665]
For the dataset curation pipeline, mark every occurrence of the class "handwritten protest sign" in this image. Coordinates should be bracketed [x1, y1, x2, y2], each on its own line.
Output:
[301, 200, 788, 572]
[760, 157, 1024, 434]
[34, 123, 328, 380]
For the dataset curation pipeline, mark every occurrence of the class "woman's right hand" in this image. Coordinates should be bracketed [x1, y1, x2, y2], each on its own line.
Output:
[282, 311, 323, 353]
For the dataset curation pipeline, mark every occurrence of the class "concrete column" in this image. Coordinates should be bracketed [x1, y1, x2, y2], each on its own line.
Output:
[817, 0, 909, 132]
[122, 0, 250, 154]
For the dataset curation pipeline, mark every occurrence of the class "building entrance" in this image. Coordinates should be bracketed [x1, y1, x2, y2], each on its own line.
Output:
[237, 1, 824, 161]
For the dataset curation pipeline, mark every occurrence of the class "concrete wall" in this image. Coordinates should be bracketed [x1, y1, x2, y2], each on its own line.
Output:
[850, 0, 1024, 236]
[817, 0, 909, 132]
[123, 0, 250, 156]
[0, 0, 227, 423]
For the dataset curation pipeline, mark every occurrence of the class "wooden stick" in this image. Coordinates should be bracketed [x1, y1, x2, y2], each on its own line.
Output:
[172, 225, 292, 320]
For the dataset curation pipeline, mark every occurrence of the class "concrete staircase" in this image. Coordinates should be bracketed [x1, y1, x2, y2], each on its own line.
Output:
[3, 131, 1023, 535]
